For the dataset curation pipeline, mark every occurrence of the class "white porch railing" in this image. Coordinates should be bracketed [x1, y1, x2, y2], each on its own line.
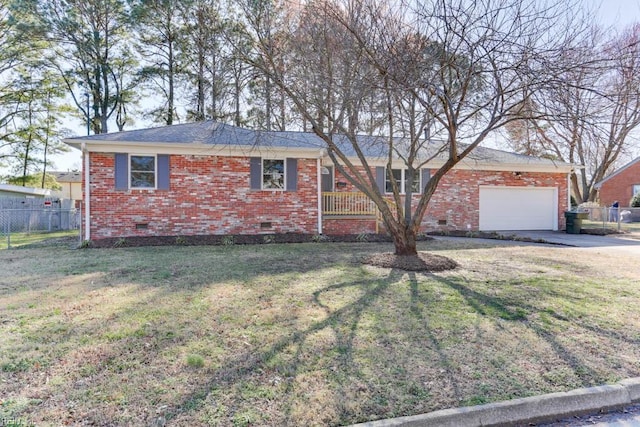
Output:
[322, 192, 376, 216]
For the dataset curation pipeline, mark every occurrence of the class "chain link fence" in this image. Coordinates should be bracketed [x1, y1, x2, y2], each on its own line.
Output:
[579, 205, 640, 234]
[0, 198, 81, 249]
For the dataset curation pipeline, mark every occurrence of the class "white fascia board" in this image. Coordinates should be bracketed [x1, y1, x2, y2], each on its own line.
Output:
[322, 155, 576, 174]
[65, 140, 323, 159]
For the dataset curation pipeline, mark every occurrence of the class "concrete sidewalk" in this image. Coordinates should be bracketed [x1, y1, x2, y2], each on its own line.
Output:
[349, 378, 640, 427]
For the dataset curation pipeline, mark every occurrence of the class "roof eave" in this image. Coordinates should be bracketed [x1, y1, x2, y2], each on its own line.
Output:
[326, 155, 576, 173]
[64, 139, 325, 158]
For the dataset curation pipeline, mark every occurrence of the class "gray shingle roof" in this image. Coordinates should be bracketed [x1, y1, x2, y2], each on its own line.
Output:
[50, 171, 82, 183]
[66, 120, 572, 168]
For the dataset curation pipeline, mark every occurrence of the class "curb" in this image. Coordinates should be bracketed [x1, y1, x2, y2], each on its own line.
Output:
[349, 378, 640, 427]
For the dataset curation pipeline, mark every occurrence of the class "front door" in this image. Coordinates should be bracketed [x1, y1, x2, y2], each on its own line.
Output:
[321, 166, 334, 192]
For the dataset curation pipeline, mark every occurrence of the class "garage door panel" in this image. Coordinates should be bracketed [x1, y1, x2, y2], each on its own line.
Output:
[479, 187, 557, 231]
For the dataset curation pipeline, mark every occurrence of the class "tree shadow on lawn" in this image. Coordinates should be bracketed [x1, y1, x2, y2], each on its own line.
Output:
[0, 242, 384, 299]
[6, 242, 640, 425]
[423, 273, 640, 387]
[170, 268, 405, 424]
[156, 267, 469, 425]
[151, 265, 640, 425]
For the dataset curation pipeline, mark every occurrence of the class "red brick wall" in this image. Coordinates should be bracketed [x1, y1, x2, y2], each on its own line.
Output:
[332, 167, 569, 233]
[598, 160, 640, 207]
[323, 218, 377, 234]
[85, 154, 568, 239]
[86, 153, 319, 239]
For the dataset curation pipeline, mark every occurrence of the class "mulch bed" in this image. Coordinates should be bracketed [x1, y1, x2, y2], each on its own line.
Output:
[363, 252, 458, 272]
[86, 233, 434, 248]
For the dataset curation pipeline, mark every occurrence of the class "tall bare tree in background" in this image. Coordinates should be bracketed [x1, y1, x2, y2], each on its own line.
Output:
[131, 0, 187, 126]
[16, 0, 136, 134]
[245, 0, 586, 255]
[241, 0, 291, 131]
[505, 24, 640, 203]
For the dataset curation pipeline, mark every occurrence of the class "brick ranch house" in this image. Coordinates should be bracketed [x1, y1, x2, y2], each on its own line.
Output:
[594, 156, 640, 207]
[64, 121, 575, 242]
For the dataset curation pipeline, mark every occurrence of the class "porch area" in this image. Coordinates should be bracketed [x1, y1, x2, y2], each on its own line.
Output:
[321, 192, 384, 234]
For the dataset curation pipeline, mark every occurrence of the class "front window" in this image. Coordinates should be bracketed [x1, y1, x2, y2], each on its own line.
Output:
[385, 168, 402, 193]
[130, 155, 156, 188]
[386, 168, 420, 194]
[633, 184, 640, 196]
[263, 159, 285, 189]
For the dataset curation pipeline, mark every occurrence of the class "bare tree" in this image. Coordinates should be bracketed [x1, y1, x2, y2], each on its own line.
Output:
[19, 0, 135, 134]
[505, 24, 640, 203]
[245, 0, 585, 255]
[131, 0, 187, 126]
[240, 0, 291, 131]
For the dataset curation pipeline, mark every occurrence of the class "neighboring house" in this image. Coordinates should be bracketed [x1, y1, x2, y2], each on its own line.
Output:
[594, 157, 640, 207]
[50, 171, 82, 201]
[0, 183, 51, 199]
[64, 121, 574, 242]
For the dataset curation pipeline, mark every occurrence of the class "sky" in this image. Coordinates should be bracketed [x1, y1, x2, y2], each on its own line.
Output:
[48, 0, 640, 173]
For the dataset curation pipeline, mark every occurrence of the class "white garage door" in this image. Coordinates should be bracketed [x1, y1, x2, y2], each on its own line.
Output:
[479, 186, 558, 231]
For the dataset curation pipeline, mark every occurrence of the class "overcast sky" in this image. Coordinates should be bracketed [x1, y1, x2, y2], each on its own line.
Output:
[595, 0, 640, 26]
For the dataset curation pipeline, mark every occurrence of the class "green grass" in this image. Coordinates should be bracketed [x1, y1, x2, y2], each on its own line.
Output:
[0, 229, 79, 249]
[1, 237, 639, 426]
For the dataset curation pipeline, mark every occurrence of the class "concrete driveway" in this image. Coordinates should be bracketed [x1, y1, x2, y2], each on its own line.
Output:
[496, 230, 640, 254]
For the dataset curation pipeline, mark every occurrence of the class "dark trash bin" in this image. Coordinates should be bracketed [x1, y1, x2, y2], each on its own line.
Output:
[564, 211, 588, 234]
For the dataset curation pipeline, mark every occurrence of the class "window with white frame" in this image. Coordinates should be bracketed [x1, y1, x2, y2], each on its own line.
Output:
[130, 155, 156, 188]
[263, 159, 285, 189]
[633, 184, 640, 196]
[385, 168, 420, 194]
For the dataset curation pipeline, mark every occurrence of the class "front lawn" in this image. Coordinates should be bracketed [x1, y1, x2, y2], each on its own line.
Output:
[1, 238, 639, 426]
[0, 230, 79, 250]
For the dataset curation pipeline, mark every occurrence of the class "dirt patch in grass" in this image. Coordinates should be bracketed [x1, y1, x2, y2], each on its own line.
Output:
[364, 252, 458, 271]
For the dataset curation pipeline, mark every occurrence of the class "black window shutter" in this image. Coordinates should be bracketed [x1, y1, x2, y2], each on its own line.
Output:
[250, 157, 262, 189]
[286, 158, 297, 191]
[421, 168, 431, 192]
[375, 166, 385, 193]
[115, 153, 128, 190]
[157, 155, 170, 190]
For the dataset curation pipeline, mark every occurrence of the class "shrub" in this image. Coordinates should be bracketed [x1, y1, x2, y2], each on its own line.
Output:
[356, 233, 369, 242]
[221, 235, 234, 246]
[262, 234, 275, 244]
[113, 238, 126, 248]
[312, 234, 328, 243]
[631, 193, 640, 208]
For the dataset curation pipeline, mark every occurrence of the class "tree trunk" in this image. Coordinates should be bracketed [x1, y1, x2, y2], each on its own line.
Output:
[167, 34, 174, 126]
[391, 225, 418, 256]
